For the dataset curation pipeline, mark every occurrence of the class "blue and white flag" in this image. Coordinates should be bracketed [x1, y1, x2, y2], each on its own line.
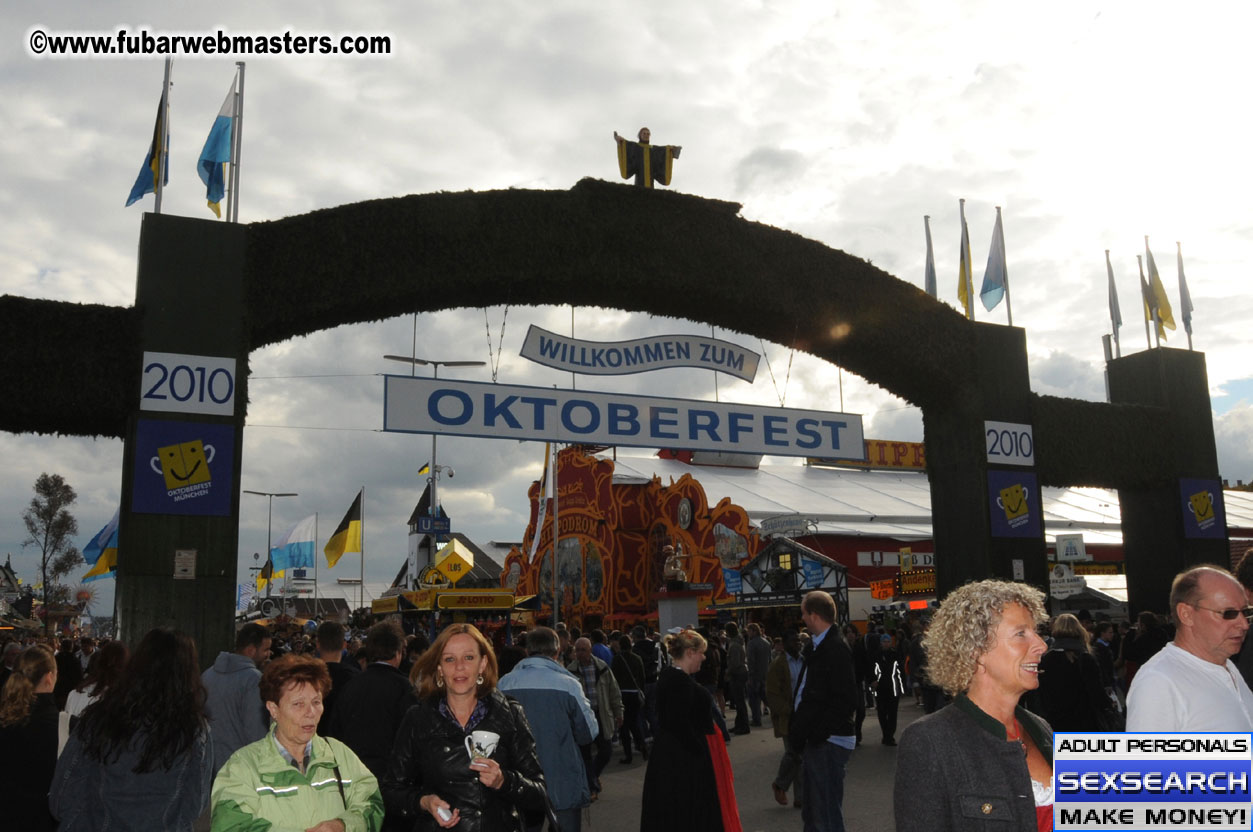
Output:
[923, 215, 937, 298]
[1105, 250, 1122, 332]
[1177, 242, 1194, 337]
[269, 514, 317, 573]
[197, 78, 235, 218]
[236, 583, 255, 612]
[980, 208, 1008, 311]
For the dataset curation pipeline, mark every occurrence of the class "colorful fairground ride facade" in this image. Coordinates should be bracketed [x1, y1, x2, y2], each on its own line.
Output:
[501, 446, 762, 629]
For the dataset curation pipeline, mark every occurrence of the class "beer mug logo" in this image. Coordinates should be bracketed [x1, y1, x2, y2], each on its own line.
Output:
[997, 483, 1030, 528]
[151, 440, 215, 490]
[1188, 490, 1216, 530]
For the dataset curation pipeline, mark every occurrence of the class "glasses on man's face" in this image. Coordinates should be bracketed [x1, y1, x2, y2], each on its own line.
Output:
[1191, 604, 1253, 621]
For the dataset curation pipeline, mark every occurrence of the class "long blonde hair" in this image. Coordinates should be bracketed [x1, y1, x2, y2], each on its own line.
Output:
[0, 645, 55, 727]
[411, 624, 499, 700]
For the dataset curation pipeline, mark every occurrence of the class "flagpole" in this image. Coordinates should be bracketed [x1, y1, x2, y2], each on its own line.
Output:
[224, 69, 239, 224]
[923, 215, 937, 298]
[230, 62, 246, 223]
[1137, 255, 1152, 349]
[1145, 237, 1162, 348]
[552, 445, 560, 628]
[154, 58, 172, 215]
[359, 486, 365, 613]
[313, 512, 319, 618]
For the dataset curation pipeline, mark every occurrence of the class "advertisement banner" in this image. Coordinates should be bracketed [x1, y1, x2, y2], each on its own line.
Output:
[384, 376, 865, 460]
[1180, 478, 1227, 540]
[519, 325, 760, 382]
[988, 470, 1042, 538]
[1053, 732, 1252, 829]
[131, 419, 235, 516]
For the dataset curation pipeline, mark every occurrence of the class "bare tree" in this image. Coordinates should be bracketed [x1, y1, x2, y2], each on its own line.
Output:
[21, 473, 83, 635]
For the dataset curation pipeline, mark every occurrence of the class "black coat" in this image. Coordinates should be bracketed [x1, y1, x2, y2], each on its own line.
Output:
[0, 692, 59, 831]
[382, 689, 547, 832]
[640, 667, 729, 832]
[1037, 639, 1107, 732]
[326, 662, 416, 777]
[789, 627, 858, 747]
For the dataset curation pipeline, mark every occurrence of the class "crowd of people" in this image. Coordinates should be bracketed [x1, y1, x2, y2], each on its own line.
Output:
[4, 557, 1253, 832]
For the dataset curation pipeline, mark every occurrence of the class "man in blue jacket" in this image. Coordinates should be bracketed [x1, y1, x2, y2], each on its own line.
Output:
[201, 622, 271, 776]
[499, 627, 598, 832]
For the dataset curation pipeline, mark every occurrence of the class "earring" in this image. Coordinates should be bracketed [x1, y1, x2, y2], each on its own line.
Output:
[436, 674, 444, 688]
[477, 674, 485, 685]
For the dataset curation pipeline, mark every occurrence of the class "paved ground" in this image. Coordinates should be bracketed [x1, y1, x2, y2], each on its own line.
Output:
[582, 698, 924, 832]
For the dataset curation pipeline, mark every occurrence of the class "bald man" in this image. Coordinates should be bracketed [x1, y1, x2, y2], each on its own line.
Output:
[1127, 565, 1253, 731]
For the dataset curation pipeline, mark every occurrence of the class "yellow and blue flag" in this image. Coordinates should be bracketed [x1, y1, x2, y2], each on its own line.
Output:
[957, 199, 974, 319]
[197, 78, 235, 218]
[324, 490, 363, 569]
[126, 93, 169, 207]
[82, 509, 119, 582]
[1144, 238, 1176, 340]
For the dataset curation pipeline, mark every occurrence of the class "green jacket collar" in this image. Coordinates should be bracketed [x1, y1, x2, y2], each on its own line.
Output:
[953, 693, 1053, 764]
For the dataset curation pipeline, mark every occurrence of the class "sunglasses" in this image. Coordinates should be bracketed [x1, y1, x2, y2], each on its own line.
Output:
[1192, 604, 1253, 621]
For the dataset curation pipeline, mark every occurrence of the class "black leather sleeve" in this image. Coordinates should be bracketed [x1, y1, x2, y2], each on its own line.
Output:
[380, 705, 427, 821]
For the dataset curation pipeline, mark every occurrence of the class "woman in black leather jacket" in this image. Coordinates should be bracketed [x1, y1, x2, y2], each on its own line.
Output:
[383, 624, 547, 831]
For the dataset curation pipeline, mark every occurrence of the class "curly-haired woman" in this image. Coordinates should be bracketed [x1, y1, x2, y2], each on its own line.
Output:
[51, 628, 213, 831]
[893, 580, 1054, 832]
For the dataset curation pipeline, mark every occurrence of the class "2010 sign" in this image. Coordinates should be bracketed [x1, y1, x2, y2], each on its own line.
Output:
[984, 420, 1034, 467]
[140, 352, 237, 416]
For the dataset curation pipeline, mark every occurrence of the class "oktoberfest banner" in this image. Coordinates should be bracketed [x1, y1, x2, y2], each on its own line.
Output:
[383, 376, 865, 460]
[519, 325, 761, 382]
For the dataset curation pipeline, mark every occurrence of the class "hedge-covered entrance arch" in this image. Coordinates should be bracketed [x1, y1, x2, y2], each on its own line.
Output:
[0, 177, 1223, 650]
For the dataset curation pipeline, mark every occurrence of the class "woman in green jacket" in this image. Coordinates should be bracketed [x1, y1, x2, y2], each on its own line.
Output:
[211, 654, 384, 832]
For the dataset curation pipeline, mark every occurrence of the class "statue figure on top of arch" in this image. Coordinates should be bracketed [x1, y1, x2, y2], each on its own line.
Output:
[614, 127, 682, 188]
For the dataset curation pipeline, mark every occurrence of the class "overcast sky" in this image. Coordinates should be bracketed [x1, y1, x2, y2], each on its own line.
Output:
[4, 1, 1252, 616]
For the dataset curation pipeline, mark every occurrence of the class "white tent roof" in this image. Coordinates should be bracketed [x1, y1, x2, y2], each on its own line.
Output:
[606, 455, 1249, 546]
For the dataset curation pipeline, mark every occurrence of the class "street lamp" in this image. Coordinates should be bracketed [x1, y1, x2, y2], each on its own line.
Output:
[383, 355, 486, 588]
[243, 490, 299, 598]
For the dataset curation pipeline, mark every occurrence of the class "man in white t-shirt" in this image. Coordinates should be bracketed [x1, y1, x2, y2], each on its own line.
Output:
[1127, 565, 1253, 731]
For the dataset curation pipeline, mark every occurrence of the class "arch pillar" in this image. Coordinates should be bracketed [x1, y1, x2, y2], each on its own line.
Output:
[927, 323, 1048, 595]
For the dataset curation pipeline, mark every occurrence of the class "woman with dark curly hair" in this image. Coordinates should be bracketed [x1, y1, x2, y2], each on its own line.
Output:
[211, 653, 383, 832]
[64, 639, 129, 730]
[893, 580, 1053, 832]
[50, 628, 212, 831]
[383, 623, 547, 831]
[0, 644, 58, 831]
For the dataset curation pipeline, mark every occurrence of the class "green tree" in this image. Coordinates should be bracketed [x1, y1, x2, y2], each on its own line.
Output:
[21, 473, 83, 634]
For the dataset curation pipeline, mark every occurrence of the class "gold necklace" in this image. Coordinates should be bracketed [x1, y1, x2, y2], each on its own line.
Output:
[1005, 718, 1027, 757]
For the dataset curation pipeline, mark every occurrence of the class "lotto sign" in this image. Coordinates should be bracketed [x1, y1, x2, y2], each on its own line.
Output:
[1054, 733, 1252, 830]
